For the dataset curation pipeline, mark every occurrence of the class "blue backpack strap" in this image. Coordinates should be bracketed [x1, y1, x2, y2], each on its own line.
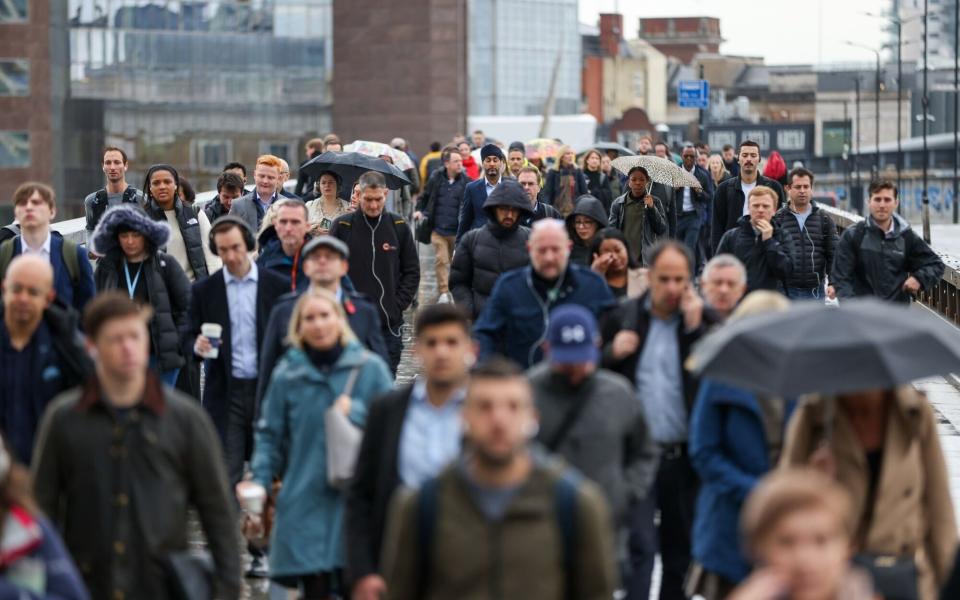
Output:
[416, 476, 440, 598]
[554, 469, 580, 600]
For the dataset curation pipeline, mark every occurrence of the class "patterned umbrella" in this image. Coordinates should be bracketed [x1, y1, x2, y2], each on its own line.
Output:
[344, 140, 415, 171]
[579, 141, 635, 157]
[611, 155, 702, 190]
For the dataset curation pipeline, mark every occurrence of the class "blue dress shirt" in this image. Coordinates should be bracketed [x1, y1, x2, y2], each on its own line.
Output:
[398, 379, 466, 488]
[224, 262, 259, 379]
[635, 308, 687, 444]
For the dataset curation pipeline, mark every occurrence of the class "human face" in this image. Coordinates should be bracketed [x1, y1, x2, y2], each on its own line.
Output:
[458, 143, 471, 160]
[649, 247, 691, 315]
[102, 150, 127, 183]
[551, 362, 596, 387]
[472, 132, 485, 147]
[723, 147, 735, 163]
[463, 376, 535, 467]
[597, 238, 628, 273]
[218, 186, 242, 211]
[415, 322, 475, 386]
[755, 508, 850, 600]
[627, 170, 649, 197]
[119, 231, 147, 261]
[445, 152, 463, 177]
[559, 151, 575, 168]
[254, 164, 280, 198]
[739, 145, 760, 176]
[654, 145, 669, 159]
[279, 164, 291, 184]
[494, 206, 519, 228]
[483, 155, 502, 181]
[14, 191, 54, 231]
[360, 187, 386, 218]
[600, 155, 612, 174]
[697, 153, 709, 170]
[225, 167, 246, 185]
[528, 226, 571, 280]
[637, 137, 652, 154]
[275, 205, 308, 252]
[298, 296, 341, 351]
[213, 226, 251, 278]
[303, 247, 348, 288]
[149, 170, 177, 207]
[749, 193, 777, 224]
[868, 187, 898, 226]
[789, 175, 813, 210]
[572, 216, 598, 242]
[2, 262, 53, 325]
[585, 152, 601, 171]
[350, 185, 361, 211]
[325, 143, 343, 153]
[517, 172, 540, 204]
[92, 315, 150, 382]
[319, 173, 338, 199]
[507, 150, 525, 174]
[701, 265, 746, 316]
[681, 147, 696, 169]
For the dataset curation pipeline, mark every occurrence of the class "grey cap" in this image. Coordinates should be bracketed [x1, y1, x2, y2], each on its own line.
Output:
[301, 235, 349, 260]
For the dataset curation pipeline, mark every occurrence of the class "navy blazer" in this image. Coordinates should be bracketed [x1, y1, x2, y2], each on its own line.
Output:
[456, 178, 494, 243]
[9, 234, 95, 314]
[188, 266, 290, 440]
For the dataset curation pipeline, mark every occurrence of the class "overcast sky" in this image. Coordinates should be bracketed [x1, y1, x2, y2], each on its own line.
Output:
[579, 0, 894, 66]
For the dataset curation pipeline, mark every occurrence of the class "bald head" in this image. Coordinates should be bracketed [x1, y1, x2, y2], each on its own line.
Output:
[528, 219, 571, 279]
[3, 255, 54, 329]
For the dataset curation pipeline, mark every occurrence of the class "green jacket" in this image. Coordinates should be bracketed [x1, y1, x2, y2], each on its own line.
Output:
[382, 456, 617, 600]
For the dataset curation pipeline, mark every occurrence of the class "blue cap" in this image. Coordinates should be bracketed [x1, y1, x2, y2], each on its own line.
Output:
[546, 305, 599, 365]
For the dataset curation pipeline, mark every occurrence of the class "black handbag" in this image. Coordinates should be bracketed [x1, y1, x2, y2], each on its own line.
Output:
[852, 553, 918, 600]
[164, 550, 215, 600]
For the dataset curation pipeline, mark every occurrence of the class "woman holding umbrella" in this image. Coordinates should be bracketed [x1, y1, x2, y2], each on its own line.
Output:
[580, 149, 614, 213]
[608, 166, 667, 266]
[91, 204, 191, 386]
[305, 171, 350, 236]
[542, 145, 588, 217]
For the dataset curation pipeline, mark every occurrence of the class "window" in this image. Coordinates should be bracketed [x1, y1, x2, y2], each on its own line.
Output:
[0, 0, 27, 22]
[0, 60, 28, 96]
[777, 129, 807, 151]
[822, 121, 851, 156]
[191, 139, 232, 172]
[259, 141, 295, 164]
[0, 132, 30, 168]
[740, 130, 770, 149]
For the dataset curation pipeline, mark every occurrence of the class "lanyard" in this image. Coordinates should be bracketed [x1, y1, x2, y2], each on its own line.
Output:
[124, 260, 143, 299]
[290, 249, 300, 292]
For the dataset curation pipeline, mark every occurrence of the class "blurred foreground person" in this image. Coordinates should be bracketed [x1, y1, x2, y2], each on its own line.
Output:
[241, 289, 391, 598]
[700, 254, 748, 322]
[32, 292, 240, 600]
[381, 357, 617, 600]
[729, 469, 874, 600]
[590, 228, 648, 299]
[781, 386, 957, 599]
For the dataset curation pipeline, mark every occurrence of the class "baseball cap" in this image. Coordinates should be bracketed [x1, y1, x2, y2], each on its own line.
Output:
[301, 235, 349, 260]
[546, 305, 599, 365]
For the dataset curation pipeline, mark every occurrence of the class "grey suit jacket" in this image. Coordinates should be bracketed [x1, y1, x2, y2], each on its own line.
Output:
[229, 193, 262, 234]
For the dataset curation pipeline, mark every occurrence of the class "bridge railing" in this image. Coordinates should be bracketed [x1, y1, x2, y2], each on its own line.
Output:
[820, 205, 960, 325]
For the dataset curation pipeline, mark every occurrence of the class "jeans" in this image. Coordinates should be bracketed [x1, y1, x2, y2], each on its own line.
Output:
[226, 377, 258, 486]
[382, 324, 403, 376]
[677, 212, 702, 270]
[431, 232, 455, 294]
[150, 356, 181, 387]
[785, 286, 822, 301]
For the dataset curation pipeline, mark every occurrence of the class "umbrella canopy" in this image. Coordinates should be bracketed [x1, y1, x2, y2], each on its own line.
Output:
[344, 140, 415, 171]
[580, 141, 635, 157]
[687, 299, 960, 397]
[611, 155, 702, 190]
[525, 138, 564, 161]
[301, 151, 411, 191]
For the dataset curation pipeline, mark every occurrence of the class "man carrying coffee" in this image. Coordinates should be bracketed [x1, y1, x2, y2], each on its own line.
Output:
[189, 216, 289, 486]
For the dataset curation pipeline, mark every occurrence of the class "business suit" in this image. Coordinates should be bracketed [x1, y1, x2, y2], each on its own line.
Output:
[346, 385, 414, 585]
[456, 177, 498, 243]
[189, 265, 289, 484]
[229, 191, 278, 235]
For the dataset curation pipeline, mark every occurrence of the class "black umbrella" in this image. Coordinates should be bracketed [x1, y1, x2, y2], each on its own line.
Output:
[301, 151, 411, 190]
[687, 299, 960, 397]
[584, 141, 636, 157]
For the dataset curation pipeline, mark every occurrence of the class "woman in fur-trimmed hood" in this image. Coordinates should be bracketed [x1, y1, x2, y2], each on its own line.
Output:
[92, 204, 192, 384]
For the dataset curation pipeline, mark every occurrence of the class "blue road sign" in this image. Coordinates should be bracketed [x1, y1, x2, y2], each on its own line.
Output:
[678, 80, 710, 109]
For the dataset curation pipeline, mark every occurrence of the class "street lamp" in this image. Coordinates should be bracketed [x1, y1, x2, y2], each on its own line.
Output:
[922, 0, 930, 243]
[844, 41, 882, 180]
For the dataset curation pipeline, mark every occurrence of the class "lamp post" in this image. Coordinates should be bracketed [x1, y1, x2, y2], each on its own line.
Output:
[922, 0, 930, 243]
[845, 41, 882, 179]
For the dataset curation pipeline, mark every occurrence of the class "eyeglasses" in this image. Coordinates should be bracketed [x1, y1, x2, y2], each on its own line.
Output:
[574, 219, 596, 228]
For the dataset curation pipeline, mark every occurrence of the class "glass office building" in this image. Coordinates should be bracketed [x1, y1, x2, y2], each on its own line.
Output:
[468, 0, 581, 116]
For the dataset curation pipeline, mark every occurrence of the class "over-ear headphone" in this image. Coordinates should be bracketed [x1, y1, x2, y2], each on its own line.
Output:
[208, 215, 256, 256]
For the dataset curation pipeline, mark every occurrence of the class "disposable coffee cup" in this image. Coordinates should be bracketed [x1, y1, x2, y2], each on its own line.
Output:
[201, 323, 222, 359]
[238, 483, 267, 516]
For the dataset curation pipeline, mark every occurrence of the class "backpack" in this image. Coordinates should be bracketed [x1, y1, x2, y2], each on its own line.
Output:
[416, 470, 580, 600]
[0, 224, 19, 243]
[0, 237, 81, 284]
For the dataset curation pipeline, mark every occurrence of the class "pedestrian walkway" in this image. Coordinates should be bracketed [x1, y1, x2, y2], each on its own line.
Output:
[917, 375, 960, 521]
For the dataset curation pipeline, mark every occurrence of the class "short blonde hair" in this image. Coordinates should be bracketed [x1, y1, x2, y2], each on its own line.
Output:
[729, 290, 790, 322]
[747, 185, 778, 206]
[286, 288, 356, 349]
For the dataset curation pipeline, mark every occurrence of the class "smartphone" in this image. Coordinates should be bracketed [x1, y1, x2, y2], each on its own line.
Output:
[319, 217, 332, 230]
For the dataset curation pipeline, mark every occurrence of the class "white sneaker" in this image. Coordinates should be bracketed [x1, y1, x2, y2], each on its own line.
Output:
[438, 292, 452, 304]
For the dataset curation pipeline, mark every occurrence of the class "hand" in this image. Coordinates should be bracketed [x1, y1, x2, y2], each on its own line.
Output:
[809, 443, 837, 478]
[414, 211, 423, 222]
[240, 513, 264, 541]
[680, 285, 704, 331]
[591, 252, 614, 275]
[902, 275, 921, 295]
[643, 194, 654, 208]
[727, 569, 789, 600]
[826, 285, 836, 300]
[334, 394, 351, 416]
[755, 219, 773, 241]
[194, 335, 212, 356]
[611, 330, 640, 360]
[352, 575, 387, 600]
[310, 223, 329, 236]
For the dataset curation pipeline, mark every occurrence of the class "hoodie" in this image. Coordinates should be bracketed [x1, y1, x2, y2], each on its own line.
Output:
[565, 195, 608, 267]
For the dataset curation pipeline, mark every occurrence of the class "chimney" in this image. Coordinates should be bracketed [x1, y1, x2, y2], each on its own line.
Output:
[599, 13, 623, 57]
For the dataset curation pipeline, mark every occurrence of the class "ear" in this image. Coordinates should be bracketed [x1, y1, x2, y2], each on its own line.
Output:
[44, 289, 56, 308]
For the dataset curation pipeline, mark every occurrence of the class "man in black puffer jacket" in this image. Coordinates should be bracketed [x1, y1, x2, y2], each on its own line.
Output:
[450, 179, 532, 319]
[717, 186, 792, 292]
[771, 168, 838, 300]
